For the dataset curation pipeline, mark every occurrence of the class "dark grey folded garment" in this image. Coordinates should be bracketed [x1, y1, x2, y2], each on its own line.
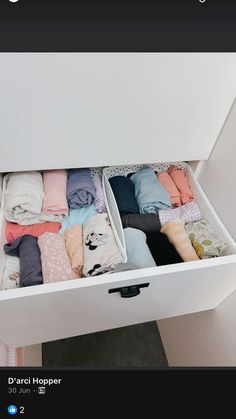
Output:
[121, 213, 161, 233]
[4, 235, 43, 287]
[109, 175, 139, 216]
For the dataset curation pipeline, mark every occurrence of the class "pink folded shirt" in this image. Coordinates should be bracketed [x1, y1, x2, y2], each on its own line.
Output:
[43, 170, 68, 215]
[38, 232, 78, 283]
[5, 221, 61, 244]
[157, 172, 181, 207]
[168, 165, 193, 204]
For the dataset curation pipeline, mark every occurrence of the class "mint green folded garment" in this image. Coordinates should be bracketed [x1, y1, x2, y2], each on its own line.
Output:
[59, 205, 97, 234]
[131, 167, 171, 214]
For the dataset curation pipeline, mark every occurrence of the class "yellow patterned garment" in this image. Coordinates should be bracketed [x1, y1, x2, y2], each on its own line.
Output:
[185, 220, 227, 258]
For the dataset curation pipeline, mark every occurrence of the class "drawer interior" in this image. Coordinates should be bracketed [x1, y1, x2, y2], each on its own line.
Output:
[1, 162, 236, 290]
[103, 161, 236, 260]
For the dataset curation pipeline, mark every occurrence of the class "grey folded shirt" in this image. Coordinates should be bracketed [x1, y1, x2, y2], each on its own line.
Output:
[121, 213, 161, 233]
[113, 262, 139, 273]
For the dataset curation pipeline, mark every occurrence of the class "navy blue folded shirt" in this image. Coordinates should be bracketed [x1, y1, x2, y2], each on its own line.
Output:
[109, 175, 139, 216]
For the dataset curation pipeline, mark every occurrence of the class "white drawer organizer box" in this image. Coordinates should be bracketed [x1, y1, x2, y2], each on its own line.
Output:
[0, 53, 236, 349]
[103, 162, 236, 262]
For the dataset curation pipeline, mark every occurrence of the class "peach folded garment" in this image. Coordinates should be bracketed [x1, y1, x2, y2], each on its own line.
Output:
[161, 219, 199, 262]
[64, 225, 83, 277]
[168, 166, 193, 204]
[5, 221, 61, 244]
[38, 232, 78, 283]
[157, 172, 181, 207]
[43, 170, 68, 216]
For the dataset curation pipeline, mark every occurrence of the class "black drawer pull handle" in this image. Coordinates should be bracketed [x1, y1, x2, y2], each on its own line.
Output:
[108, 283, 150, 298]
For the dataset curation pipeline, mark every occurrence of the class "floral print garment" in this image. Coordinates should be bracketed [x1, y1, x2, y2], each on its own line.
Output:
[185, 220, 227, 259]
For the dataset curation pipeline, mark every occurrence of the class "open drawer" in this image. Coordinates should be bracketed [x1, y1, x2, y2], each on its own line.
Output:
[0, 162, 236, 348]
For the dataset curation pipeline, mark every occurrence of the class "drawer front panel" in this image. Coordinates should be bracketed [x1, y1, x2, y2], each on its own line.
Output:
[1, 258, 236, 347]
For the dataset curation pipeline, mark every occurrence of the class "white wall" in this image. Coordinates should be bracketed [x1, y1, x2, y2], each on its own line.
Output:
[158, 99, 236, 366]
[1, 53, 236, 171]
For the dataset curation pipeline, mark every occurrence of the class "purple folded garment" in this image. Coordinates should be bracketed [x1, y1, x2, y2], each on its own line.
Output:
[67, 169, 96, 208]
[93, 175, 106, 213]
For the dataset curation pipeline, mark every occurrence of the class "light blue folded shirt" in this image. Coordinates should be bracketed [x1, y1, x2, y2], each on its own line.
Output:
[124, 227, 156, 269]
[131, 166, 171, 214]
[59, 204, 97, 234]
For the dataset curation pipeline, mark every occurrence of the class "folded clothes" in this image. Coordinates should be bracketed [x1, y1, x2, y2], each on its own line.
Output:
[159, 202, 201, 226]
[38, 233, 78, 283]
[121, 213, 161, 233]
[83, 213, 122, 277]
[157, 172, 181, 207]
[109, 176, 139, 216]
[59, 205, 96, 235]
[113, 262, 139, 273]
[146, 232, 183, 265]
[43, 170, 68, 216]
[4, 235, 43, 287]
[40, 213, 65, 223]
[168, 166, 193, 204]
[4, 172, 44, 225]
[1, 255, 20, 290]
[131, 167, 171, 214]
[5, 221, 61, 244]
[64, 225, 83, 277]
[185, 220, 227, 259]
[92, 173, 106, 214]
[161, 220, 199, 262]
[124, 228, 156, 269]
[67, 168, 96, 208]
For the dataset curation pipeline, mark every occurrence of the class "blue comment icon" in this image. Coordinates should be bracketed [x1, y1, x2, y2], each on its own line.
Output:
[8, 405, 18, 415]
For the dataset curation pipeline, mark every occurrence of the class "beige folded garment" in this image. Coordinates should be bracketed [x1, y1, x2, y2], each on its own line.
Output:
[83, 213, 122, 277]
[161, 219, 199, 262]
[64, 225, 83, 277]
[4, 172, 44, 225]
